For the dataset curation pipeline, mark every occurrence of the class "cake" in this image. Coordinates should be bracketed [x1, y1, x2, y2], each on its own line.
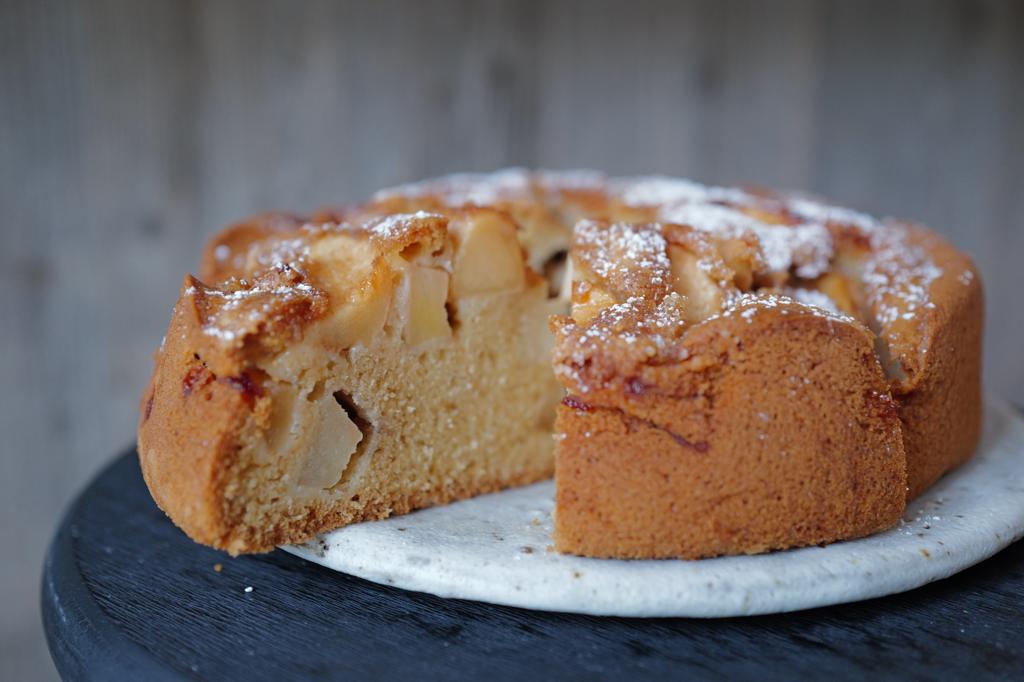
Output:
[138, 169, 983, 558]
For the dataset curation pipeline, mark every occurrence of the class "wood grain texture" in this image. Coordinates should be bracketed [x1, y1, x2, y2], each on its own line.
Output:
[2, 1, 1022, 679]
[44, 451, 1024, 681]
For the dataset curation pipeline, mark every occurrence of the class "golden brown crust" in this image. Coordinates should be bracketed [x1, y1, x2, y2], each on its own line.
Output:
[552, 301, 906, 559]
[200, 212, 309, 283]
[138, 276, 260, 548]
[886, 226, 983, 497]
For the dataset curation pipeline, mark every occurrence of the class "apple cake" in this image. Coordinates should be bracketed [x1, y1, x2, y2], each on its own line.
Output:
[138, 169, 983, 558]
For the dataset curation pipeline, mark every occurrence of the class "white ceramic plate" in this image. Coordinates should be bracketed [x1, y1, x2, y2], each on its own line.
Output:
[285, 399, 1024, 617]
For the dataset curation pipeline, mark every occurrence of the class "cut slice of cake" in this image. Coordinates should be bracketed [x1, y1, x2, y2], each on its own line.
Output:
[139, 209, 564, 553]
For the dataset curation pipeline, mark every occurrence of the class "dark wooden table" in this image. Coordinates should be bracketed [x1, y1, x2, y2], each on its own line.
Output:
[42, 449, 1024, 681]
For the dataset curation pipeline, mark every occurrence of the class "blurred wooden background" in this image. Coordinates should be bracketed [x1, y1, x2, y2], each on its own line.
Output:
[2, 0, 1022, 678]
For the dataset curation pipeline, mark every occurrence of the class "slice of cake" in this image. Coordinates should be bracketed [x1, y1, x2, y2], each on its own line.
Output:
[138, 170, 983, 558]
[139, 209, 564, 553]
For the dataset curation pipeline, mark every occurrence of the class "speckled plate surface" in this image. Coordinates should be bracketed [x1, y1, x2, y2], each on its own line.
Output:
[285, 399, 1024, 617]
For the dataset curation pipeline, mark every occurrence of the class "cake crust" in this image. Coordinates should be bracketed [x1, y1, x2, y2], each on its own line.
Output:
[552, 296, 906, 559]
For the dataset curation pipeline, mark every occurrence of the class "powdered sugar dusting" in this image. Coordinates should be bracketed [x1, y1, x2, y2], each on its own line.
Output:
[554, 292, 689, 393]
[366, 211, 443, 240]
[574, 220, 670, 290]
[613, 176, 748, 206]
[784, 288, 844, 316]
[250, 237, 310, 273]
[375, 170, 938, 292]
[199, 169, 949, 381]
[186, 263, 324, 345]
[714, 292, 856, 325]
[658, 203, 833, 278]
[373, 168, 534, 205]
[861, 224, 943, 328]
[787, 196, 879, 233]
[535, 169, 606, 191]
[375, 168, 610, 208]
